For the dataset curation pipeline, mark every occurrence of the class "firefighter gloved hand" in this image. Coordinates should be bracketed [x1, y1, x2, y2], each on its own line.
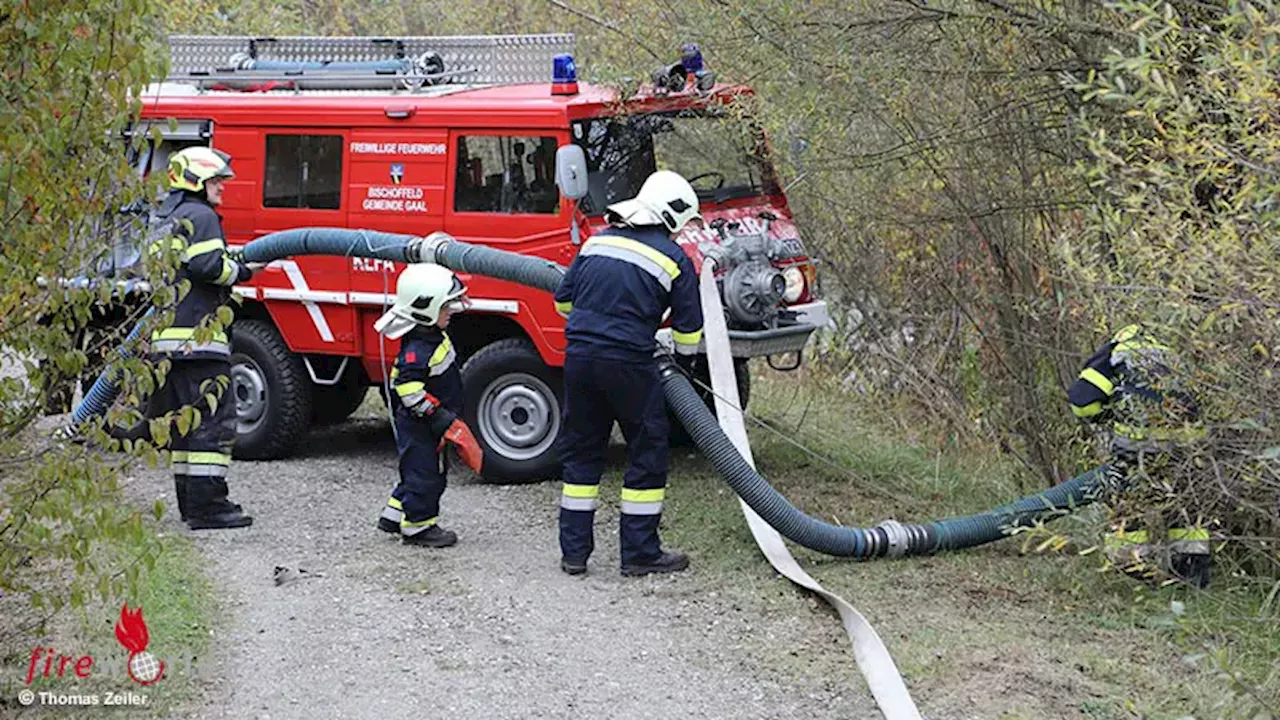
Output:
[406, 390, 442, 418]
[439, 419, 484, 474]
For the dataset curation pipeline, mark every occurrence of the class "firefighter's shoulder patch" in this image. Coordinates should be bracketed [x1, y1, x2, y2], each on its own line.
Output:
[405, 350, 417, 363]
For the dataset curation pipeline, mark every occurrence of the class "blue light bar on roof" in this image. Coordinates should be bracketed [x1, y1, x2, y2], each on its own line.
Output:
[552, 53, 578, 95]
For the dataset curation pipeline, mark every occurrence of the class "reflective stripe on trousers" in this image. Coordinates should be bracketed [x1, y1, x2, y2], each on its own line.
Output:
[561, 483, 599, 511]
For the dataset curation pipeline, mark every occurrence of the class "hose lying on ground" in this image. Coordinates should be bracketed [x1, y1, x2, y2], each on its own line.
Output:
[68, 227, 1104, 557]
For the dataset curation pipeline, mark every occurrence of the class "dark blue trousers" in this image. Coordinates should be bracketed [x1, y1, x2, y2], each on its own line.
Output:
[556, 355, 669, 566]
[389, 408, 447, 532]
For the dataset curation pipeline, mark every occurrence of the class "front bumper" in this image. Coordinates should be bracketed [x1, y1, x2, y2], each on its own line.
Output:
[657, 300, 829, 359]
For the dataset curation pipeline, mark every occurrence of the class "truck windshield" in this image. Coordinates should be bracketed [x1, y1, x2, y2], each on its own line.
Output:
[572, 109, 777, 215]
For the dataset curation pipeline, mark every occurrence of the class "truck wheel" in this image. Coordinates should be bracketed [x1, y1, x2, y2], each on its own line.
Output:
[310, 365, 369, 426]
[668, 356, 751, 446]
[229, 319, 312, 460]
[462, 339, 563, 484]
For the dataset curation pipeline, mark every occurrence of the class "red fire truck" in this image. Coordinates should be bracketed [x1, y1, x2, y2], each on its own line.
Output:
[108, 34, 828, 482]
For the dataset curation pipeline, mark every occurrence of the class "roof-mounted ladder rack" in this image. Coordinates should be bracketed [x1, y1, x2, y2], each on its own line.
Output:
[165, 34, 576, 92]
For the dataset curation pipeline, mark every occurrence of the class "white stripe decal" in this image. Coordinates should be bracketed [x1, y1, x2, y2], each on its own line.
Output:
[348, 292, 518, 314]
[278, 260, 335, 343]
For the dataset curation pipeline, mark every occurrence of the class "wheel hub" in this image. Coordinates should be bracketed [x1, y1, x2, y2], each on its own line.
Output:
[230, 355, 268, 434]
[477, 373, 559, 462]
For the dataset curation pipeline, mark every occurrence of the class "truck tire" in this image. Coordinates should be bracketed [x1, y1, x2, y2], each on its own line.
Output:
[462, 339, 563, 484]
[229, 319, 312, 460]
[310, 365, 369, 426]
[668, 356, 751, 446]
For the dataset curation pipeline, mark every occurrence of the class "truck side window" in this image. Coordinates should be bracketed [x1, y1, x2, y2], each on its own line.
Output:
[264, 134, 343, 210]
[454, 135, 558, 214]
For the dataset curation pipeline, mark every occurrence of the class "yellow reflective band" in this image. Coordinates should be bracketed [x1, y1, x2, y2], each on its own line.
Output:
[591, 237, 680, 279]
[555, 300, 573, 317]
[390, 367, 400, 380]
[672, 328, 703, 346]
[620, 488, 665, 503]
[183, 238, 225, 260]
[387, 497, 403, 510]
[396, 380, 426, 397]
[1105, 529, 1149, 547]
[1080, 367, 1114, 396]
[170, 451, 189, 461]
[1168, 527, 1211, 541]
[216, 259, 237, 284]
[562, 483, 600, 499]
[152, 327, 230, 345]
[1111, 324, 1142, 343]
[187, 451, 231, 466]
[1072, 401, 1104, 418]
[429, 336, 453, 367]
[401, 517, 438, 529]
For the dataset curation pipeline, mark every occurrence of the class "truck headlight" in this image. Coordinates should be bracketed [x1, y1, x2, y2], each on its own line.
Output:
[782, 266, 805, 303]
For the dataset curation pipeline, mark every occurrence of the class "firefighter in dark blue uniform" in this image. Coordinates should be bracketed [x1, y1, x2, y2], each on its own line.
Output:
[374, 264, 484, 546]
[1068, 324, 1211, 586]
[553, 170, 706, 576]
[148, 147, 261, 529]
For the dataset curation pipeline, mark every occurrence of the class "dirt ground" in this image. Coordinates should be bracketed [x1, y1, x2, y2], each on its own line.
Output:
[119, 418, 883, 720]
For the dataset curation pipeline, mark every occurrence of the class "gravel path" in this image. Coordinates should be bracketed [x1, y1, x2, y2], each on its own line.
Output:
[123, 417, 877, 719]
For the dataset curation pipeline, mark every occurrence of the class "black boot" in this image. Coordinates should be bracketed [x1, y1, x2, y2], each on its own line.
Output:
[1170, 551, 1211, 589]
[185, 478, 253, 530]
[187, 507, 254, 530]
[402, 525, 457, 548]
[621, 551, 689, 577]
[560, 558, 587, 575]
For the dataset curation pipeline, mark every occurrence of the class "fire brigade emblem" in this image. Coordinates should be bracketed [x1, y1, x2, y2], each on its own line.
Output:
[390, 163, 404, 185]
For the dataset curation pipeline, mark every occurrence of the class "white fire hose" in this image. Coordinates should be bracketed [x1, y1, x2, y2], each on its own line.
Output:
[698, 258, 923, 719]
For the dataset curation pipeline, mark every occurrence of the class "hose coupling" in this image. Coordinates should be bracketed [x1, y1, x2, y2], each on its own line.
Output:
[876, 519, 911, 558]
[419, 230, 456, 264]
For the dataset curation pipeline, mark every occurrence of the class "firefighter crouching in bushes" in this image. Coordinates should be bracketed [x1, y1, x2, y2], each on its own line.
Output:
[1068, 324, 1213, 587]
[552, 170, 705, 577]
[374, 264, 484, 547]
[147, 147, 263, 530]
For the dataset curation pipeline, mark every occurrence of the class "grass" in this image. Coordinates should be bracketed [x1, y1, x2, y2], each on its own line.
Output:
[659, 362, 1279, 720]
[0, 518, 217, 718]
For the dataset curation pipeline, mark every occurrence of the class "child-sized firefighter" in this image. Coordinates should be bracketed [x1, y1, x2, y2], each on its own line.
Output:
[373, 264, 484, 546]
[1068, 323, 1212, 587]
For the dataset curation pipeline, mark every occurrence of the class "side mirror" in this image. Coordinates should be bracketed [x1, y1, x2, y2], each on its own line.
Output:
[555, 144, 588, 200]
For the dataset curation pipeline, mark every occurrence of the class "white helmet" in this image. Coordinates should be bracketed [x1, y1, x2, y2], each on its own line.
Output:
[605, 170, 705, 234]
[373, 263, 468, 339]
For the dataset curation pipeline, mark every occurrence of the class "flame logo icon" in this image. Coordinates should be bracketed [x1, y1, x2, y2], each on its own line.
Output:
[114, 603, 164, 685]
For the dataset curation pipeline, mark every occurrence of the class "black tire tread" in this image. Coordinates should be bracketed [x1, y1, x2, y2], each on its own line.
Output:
[231, 319, 311, 460]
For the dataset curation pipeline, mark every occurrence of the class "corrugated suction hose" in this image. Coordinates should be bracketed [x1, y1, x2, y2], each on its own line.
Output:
[67, 227, 1103, 557]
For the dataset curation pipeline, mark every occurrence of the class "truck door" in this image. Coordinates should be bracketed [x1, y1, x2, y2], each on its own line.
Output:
[443, 130, 571, 356]
[251, 130, 355, 354]
[444, 131, 566, 246]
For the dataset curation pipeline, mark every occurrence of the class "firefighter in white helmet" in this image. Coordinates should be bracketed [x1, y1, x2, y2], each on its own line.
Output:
[552, 170, 705, 576]
[147, 146, 262, 530]
[374, 263, 484, 546]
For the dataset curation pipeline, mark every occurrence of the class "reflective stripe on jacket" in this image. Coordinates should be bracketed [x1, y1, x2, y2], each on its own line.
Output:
[148, 191, 250, 359]
[553, 225, 703, 362]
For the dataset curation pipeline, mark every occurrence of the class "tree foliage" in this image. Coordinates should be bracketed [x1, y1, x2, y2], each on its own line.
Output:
[0, 0, 171, 623]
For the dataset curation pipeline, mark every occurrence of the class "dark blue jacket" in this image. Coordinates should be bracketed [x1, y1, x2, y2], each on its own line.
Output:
[390, 327, 465, 439]
[553, 225, 703, 363]
[148, 191, 251, 360]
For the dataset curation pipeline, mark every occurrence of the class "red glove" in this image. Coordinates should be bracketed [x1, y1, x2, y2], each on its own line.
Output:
[438, 418, 483, 474]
